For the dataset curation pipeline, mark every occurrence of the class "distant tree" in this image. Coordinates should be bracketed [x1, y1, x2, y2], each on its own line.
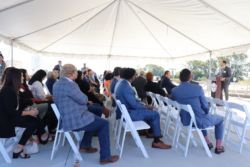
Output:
[135, 64, 165, 77]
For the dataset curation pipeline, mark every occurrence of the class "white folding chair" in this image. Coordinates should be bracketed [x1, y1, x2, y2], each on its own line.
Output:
[146, 92, 158, 108]
[211, 98, 244, 142]
[0, 128, 24, 163]
[50, 104, 83, 160]
[175, 103, 213, 157]
[162, 88, 168, 94]
[111, 93, 120, 141]
[104, 86, 111, 106]
[225, 102, 250, 153]
[115, 100, 150, 158]
[132, 86, 141, 101]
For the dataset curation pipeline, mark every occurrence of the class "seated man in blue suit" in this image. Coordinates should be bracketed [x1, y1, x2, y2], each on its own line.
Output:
[110, 67, 122, 119]
[171, 69, 225, 154]
[116, 68, 171, 149]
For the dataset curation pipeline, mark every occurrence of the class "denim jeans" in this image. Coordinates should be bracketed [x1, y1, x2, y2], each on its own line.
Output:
[129, 110, 161, 137]
[74, 116, 111, 161]
[87, 104, 102, 117]
[201, 115, 224, 140]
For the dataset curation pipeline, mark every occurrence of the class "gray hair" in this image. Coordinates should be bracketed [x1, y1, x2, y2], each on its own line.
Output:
[47, 71, 53, 78]
[140, 71, 145, 76]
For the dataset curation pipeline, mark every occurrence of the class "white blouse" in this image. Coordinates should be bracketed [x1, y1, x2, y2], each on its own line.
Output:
[29, 81, 46, 99]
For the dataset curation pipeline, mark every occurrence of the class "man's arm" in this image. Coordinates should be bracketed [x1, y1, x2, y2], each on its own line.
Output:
[123, 86, 147, 110]
[199, 87, 210, 114]
[168, 79, 177, 88]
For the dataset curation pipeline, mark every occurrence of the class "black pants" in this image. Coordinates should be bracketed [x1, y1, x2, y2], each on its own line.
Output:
[36, 101, 58, 132]
[11, 115, 46, 146]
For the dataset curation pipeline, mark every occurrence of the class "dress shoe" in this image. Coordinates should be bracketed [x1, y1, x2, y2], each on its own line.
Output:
[79, 146, 98, 153]
[146, 133, 163, 138]
[152, 141, 172, 149]
[100, 155, 119, 165]
[215, 146, 225, 154]
[207, 143, 213, 149]
[138, 130, 147, 136]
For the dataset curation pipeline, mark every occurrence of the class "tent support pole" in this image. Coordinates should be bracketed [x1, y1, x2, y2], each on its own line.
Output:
[127, 0, 211, 52]
[209, 51, 212, 77]
[0, 0, 34, 13]
[125, 0, 173, 58]
[106, 0, 121, 70]
[11, 40, 13, 67]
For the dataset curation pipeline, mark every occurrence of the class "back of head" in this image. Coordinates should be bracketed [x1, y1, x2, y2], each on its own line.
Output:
[120, 68, 127, 79]
[60, 64, 77, 78]
[77, 71, 82, 80]
[145, 72, 153, 81]
[105, 73, 113, 81]
[29, 69, 46, 85]
[164, 70, 170, 76]
[1, 68, 21, 95]
[123, 68, 136, 80]
[113, 67, 122, 77]
[180, 69, 191, 82]
[140, 71, 145, 77]
[1, 67, 16, 85]
[47, 71, 53, 79]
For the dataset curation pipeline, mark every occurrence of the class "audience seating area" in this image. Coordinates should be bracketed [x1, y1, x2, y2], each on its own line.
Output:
[1, 69, 250, 167]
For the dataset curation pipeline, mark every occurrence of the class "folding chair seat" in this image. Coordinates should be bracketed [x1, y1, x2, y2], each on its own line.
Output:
[115, 100, 150, 158]
[50, 104, 83, 160]
[175, 103, 213, 157]
[225, 102, 250, 153]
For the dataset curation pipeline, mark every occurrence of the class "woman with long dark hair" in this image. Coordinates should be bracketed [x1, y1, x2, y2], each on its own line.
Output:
[75, 71, 110, 117]
[0, 68, 54, 159]
[27, 69, 57, 133]
[28, 70, 52, 101]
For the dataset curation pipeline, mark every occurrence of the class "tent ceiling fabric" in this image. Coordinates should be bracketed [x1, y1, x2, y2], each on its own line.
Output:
[0, 0, 250, 60]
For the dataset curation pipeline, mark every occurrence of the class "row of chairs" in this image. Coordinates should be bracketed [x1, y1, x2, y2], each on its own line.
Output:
[148, 91, 250, 155]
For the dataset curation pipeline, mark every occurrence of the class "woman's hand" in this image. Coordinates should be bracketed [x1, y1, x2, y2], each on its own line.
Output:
[29, 108, 38, 117]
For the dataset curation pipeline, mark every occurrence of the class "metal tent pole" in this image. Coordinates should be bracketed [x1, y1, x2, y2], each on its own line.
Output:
[11, 40, 13, 67]
[209, 51, 212, 77]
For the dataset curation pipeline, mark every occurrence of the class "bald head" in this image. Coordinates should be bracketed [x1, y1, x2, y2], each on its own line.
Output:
[60, 64, 77, 80]
[140, 71, 145, 77]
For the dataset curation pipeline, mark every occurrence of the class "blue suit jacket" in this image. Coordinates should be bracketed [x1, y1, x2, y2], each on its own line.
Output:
[161, 76, 177, 95]
[116, 80, 147, 114]
[46, 78, 55, 95]
[171, 82, 211, 129]
[110, 77, 118, 107]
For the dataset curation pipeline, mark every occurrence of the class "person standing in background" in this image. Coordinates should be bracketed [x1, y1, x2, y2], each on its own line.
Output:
[54, 60, 62, 73]
[0, 51, 6, 79]
[81, 63, 87, 72]
[219, 60, 231, 101]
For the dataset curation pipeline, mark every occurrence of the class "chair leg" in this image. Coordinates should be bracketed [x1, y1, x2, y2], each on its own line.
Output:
[119, 129, 127, 158]
[51, 132, 60, 160]
[175, 125, 182, 148]
[131, 131, 149, 158]
[65, 132, 83, 161]
[225, 120, 232, 145]
[197, 130, 212, 157]
[62, 133, 66, 147]
[165, 117, 172, 139]
[116, 120, 123, 149]
[239, 128, 247, 153]
[184, 128, 192, 157]
[114, 120, 119, 140]
[0, 140, 12, 163]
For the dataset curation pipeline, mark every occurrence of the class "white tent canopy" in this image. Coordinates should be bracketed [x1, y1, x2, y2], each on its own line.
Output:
[0, 0, 250, 61]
